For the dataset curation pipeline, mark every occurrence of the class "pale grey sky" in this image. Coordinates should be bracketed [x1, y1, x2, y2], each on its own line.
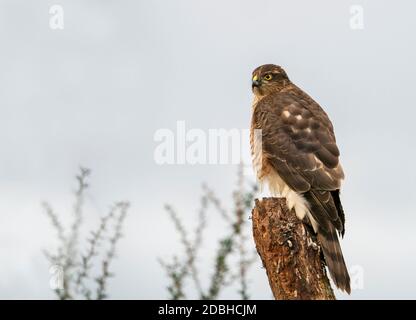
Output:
[1, 0, 416, 299]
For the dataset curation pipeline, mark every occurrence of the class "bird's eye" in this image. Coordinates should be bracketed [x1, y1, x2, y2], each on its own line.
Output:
[264, 74, 273, 81]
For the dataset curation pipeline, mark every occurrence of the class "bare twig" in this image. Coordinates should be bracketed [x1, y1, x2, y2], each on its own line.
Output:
[43, 168, 129, 300]
[96, 202, 129, 300]
[75, 206, 116, 299]
[160, 165, 259, 300]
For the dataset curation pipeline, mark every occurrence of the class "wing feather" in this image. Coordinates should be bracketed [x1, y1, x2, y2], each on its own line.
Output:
[252, 86, 345, 232]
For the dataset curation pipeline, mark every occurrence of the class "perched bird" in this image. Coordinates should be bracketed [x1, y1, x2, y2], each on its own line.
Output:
[250, 64, 350, 293]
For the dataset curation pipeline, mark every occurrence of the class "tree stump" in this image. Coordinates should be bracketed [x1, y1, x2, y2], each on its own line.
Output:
[252, 197, 335, 300]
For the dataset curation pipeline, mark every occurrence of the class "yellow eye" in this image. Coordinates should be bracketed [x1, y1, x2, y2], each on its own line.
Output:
[264, 74, 272, 81]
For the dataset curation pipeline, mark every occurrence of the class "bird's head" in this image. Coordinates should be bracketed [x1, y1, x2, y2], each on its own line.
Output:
[251, 64, 290, 99]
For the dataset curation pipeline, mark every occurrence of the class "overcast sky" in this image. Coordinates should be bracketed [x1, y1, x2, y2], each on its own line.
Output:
[1, 0, 416, 299]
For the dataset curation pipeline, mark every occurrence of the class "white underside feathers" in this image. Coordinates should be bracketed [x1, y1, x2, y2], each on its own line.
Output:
[260, 170, 319, 232]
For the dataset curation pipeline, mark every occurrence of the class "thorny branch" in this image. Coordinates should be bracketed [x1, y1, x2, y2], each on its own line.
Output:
[160, 166, 258, 300]
[95, 202, 129, 300]
[43, 167, 129, 300]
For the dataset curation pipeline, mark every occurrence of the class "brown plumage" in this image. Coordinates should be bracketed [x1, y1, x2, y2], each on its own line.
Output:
[250, 64, 350, 293]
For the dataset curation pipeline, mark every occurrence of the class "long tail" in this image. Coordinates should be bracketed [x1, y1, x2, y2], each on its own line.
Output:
[317, 225, 351, 294]
[304, 189, 351, 293]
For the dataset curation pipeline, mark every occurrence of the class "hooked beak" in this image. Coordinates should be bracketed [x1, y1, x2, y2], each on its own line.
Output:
[252, 75, 261, 89]
[252, 80, 261, 89]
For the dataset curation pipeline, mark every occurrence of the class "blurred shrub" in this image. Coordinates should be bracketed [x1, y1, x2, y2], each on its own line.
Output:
[43, 167, 129, 300]
[160, 166, 258, 300]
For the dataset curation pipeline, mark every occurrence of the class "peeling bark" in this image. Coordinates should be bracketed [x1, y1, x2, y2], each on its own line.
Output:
[252, 198, 335, 300]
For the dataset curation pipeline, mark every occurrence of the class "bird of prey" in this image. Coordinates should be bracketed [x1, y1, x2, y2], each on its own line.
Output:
[250, 64, 350, 293]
